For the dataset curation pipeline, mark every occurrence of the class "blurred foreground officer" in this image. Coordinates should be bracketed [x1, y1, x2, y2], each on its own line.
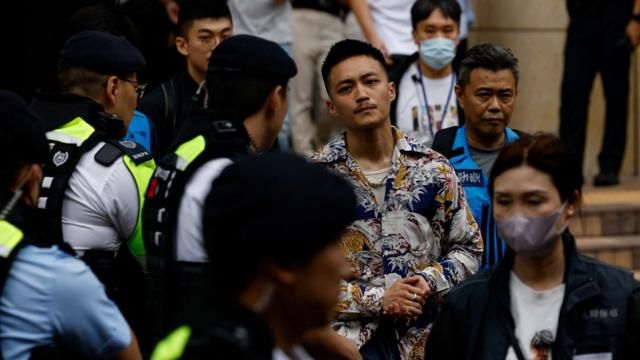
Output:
[143, 34, 296, 342]
[0, 91, 142, 360]
[29, 31, 156, 340]
[151, 153, 359, 359]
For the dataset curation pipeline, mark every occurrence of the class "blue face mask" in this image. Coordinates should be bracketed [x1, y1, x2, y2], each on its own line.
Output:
[419, 37, 456, 71]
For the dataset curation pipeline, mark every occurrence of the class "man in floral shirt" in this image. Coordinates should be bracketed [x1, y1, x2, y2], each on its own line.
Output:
[312, 39, 482, 360]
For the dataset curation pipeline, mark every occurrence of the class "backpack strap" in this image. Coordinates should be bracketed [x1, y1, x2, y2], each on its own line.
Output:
[160, 80, 177, 131]
[431, 126, 463, 159]
[38, 133, 102, 244]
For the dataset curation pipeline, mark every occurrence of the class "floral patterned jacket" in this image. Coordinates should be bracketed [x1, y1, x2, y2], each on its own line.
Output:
[311, 129, 483, 360]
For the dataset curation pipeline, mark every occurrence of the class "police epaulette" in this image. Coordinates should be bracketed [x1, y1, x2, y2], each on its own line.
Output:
[95, 140, 153, 166]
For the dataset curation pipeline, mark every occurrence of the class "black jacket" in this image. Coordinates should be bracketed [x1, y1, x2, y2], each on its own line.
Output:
[425, 232, 640, 359]
[155, 294, 273, 360]
[138, 71, 201, 157]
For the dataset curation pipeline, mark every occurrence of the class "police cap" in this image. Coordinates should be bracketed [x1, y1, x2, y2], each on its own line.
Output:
[207, 34, 297, 83]
[0, 91, 48, 165]
[59, 31, 146, 75]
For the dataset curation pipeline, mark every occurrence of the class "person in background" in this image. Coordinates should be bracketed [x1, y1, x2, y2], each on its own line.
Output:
[290, 0, 347, 156]
[391, 0, 463, 147]
[227, 0, 294, 150]
[348, 0, 418, 73]
[560, 0, 640, 186]
[138, 0, 233, 156]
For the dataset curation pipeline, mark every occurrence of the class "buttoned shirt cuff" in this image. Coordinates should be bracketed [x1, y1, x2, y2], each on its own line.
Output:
[418, 266, 452, 294]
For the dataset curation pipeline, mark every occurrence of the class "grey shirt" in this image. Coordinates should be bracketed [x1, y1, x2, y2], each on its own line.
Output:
[228, 0, 293, 44]
[469, 145, 501, 176]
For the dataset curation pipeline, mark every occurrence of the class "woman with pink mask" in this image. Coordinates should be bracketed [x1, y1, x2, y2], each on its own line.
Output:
[426, 134, 640, 359]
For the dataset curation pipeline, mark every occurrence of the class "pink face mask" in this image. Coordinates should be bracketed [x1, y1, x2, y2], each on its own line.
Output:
[496, 204, 568, 255]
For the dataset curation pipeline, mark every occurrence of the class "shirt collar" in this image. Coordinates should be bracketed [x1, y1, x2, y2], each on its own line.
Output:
[313, 126, 430, 164]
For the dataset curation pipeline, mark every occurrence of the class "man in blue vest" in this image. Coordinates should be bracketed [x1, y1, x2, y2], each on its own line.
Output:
[432, 43, 523, 268]
[0, 90, 142, 360]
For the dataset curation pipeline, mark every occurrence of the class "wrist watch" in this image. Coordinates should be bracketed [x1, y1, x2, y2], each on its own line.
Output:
[633, 13, 640, 22]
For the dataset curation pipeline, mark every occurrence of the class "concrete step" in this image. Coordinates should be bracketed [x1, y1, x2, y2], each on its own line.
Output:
[576, 235, 640, 272]
[570, 180, 640, 237]
[570, 204, 640, 237]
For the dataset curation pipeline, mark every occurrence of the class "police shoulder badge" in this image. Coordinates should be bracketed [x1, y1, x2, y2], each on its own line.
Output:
[52, 151, 69, 167]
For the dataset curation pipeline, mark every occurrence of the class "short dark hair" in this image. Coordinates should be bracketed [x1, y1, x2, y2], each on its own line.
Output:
[57, 67, 109, 98]
[177, 0, 232, 37]
[321, 39, 387, 95]
[202, 153, 357, 294]
[68, 3, 139, 45]
[206, 72, 286, 123]
[489, 134, 583, 203]
[458, 43, 520, 89]
[411, 0, 461, 29]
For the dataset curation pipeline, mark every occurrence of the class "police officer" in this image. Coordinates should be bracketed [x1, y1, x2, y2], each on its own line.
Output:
[30, 31, 155, 344]
[0, 91, 142, 360]
[151, 153, 358, 360]
[143, 34, 296, 341]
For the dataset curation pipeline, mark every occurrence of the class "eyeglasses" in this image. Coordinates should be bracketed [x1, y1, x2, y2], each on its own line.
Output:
[118, 78, 147, 99]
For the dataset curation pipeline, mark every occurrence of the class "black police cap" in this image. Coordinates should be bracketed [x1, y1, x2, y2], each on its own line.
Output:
[59, 31, 146, 75]
[207, 34, 297, 83]
[0, 91, 48, 165]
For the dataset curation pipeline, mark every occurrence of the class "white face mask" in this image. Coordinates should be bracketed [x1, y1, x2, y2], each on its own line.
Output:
[419, 37, 457, 70]
[496, 204, 569, 256]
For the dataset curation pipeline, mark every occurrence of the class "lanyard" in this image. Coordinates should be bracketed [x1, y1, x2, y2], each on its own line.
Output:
[415, 65, 456, 138]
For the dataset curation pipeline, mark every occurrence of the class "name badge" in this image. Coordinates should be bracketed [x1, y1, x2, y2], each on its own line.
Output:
[456, 169, 483, 187]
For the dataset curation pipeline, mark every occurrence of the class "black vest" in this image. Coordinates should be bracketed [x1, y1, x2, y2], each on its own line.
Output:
[143, 108, 250, 343]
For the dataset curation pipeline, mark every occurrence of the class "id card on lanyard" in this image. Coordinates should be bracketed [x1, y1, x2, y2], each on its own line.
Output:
[413, 65, 456, 138]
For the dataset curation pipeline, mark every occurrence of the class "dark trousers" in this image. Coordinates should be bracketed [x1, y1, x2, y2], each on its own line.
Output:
[559, 0, 633, 176]
[359, 320, 401, 360]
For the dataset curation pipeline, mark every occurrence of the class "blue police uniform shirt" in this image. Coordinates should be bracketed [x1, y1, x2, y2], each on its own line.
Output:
[0, 245, 131, 359]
